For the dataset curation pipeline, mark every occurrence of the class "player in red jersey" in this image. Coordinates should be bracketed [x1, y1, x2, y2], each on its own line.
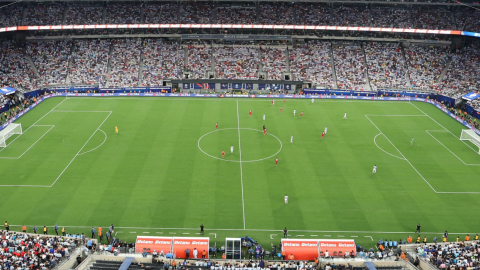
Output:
[264, 128, 267, 136]
[280, 107, 283, 113]
[299, 111, 304, 118]
[249, 110, 252, 117]
[222, 150, 225, 158]
[215, 122, 218, 130]
[321, 131, 325, 139]
[275, 157, 279, 166]
[283, 99, 286, 103]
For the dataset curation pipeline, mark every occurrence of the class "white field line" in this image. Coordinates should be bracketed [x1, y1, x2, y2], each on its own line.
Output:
[365, 236, 374, 241]
[77, 129, 107, 156]
[197, 128, 282, 163]
[365, 115, 437, 193]
[8, 224, 480, 235]
[0, 125, 54, 160]
[270, 234, 277, 239]
[66, 97, 411, 103]
[237, 100, 246, 230]
[425, 130, 480, 166]
[0, 98, 67, 154]
[373, 133, 405, 161]
[365, 115, 427, 117]
[409, 102, 479, 153]
[49, 111, 112, 187]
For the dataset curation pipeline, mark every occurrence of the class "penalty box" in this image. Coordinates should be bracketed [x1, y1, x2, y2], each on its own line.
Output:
[367, 114, 480, 193]
[0, 111, 111, 187]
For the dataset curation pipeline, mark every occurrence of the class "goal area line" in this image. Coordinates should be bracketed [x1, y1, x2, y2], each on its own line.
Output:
[367, 114, 480, 194]
[0, 110, 111, 188]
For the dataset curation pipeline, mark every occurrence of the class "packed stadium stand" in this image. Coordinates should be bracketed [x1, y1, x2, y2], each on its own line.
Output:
[0, 1, 478, 111]
[0, 231, 79, 270]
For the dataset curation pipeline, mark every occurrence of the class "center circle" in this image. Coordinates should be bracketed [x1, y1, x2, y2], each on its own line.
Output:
[198, 128, 283, 162]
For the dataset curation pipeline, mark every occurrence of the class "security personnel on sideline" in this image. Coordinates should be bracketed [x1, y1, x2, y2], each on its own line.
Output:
[4, 221, 9, 232]
[43, 226, 48, 235]
[62, 227, 66, 236]
[416, 235, 421, 243]
[22, 225, 26, 232]
[423, 236, 427, 244]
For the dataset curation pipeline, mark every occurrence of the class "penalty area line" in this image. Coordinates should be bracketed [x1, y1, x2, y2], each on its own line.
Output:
[49, 111, 112, 187]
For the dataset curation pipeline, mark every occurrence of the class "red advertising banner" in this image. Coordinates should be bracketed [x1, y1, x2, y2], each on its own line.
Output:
[319, 239, 356, 257]
[172, 237, 210, 259]
[135, 236, 173, 253]
[281, 239, 319, 261]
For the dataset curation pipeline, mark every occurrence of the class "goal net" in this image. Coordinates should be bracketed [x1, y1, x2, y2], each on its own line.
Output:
[0, 123, 22, 148]
[460, 129, 480, 154]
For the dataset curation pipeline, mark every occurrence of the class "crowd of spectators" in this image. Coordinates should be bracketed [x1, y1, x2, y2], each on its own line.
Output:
[412, 7, 454, 30]
[69, 39, 111, 86]
[370, 7, 410, 28]
[214, 46, 259, 79]
[440, 43, 479, 96]
[455, 8, 480, 32]
[27, 40, 71, 86]
[186, 45, 212, 80]
[259, 3, 294, 25]
[142, 39, 184, 85]
[2, 2, 479, 31]
[261, 47, 287, 81]
[289, 41, 334, 89]
[0, 230, 78, 270]
[0, 40, 39, 91]
[364, 43, 408, 90]
[217, 5, 257, 24]
[296, 3, 333, 26]
[333, 6, 371, 27]
[109, 39, 141, 87]
[65, 5, 104, 25]
[404, 45, 451, 91]
[144, 3, 178, 24]
[179, 2, 215, 24]
[0, 5, 23, 28]
[25, 3, 65, 26]
[333, 43, 368, 90]
[104, 3, 141, 24]
[418, 238, 480, 269]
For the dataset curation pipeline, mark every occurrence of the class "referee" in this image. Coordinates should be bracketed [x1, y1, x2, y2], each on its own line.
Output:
[415, 223, 421, 234]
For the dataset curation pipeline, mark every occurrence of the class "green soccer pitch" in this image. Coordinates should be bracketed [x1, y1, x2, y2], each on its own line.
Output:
[1, 96, 480, 249]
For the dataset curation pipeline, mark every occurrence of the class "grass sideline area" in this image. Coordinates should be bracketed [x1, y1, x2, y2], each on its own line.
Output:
[1, 97, 480, 250]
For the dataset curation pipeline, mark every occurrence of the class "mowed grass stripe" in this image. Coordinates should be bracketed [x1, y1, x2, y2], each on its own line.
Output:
[1, 97, 480, 249]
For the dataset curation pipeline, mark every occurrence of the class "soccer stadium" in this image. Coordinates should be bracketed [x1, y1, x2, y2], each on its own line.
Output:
[0, 0, 480, 269]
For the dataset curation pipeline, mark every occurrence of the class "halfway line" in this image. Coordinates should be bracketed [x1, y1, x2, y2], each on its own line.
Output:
[237, 100, 246, 230]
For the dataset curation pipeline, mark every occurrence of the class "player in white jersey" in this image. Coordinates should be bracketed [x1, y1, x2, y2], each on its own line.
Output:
[263, 114, 265, 121]
[290, 136, 293, 143]
[230, 146, 234, 153]
[411, 137, 414, 146]
[343, 112, 347, 119]
[372, 165, 377, 173]
[284, 194, 288, 204]
[312, 98, 314, 103]
[324, 127, 328, 134]
[293, 109, 296, 116]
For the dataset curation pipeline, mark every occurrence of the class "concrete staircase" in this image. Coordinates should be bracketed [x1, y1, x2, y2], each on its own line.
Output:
[64, 42, 75, 85]
[105, 43, 114, 88]
[329, 43, 339, 89]
[361, 43, 373, 91]
[400, 44, 412, 88]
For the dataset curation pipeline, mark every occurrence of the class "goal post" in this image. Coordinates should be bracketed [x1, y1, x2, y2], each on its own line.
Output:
[0, 123, 22, 147]
[460, 129, 480, 154]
